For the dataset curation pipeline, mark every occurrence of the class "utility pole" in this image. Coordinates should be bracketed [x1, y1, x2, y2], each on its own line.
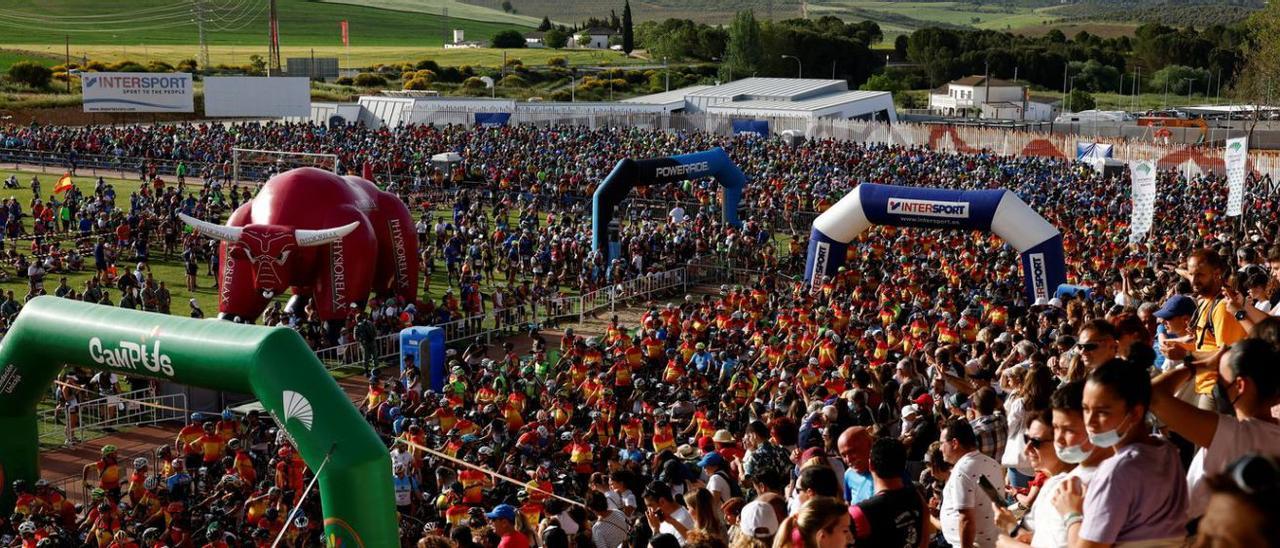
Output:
[310, 48, 316, 80]
[194, 0, 209, 75]
[664, 56, 669, 92]
[64, 35, 70, 93]
[442, 8, 448, 46]
[267, 0, 282, 76]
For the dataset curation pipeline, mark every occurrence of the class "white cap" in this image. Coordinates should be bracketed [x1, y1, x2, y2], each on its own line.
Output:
[740, 500, 779, 538]
[1048, 297, 1063, 308]
[1034, 297, 1049, 307]
[901, 404, 919, 418]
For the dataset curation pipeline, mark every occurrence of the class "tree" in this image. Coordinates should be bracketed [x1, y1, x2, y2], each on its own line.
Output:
[545, 29, 569, 49]
[577, 33, 593, 47]
[721, 10, 762, 81]
[538, 16, 553, 31]
[622, 0, 635, 55]
[1150, 64, 1210, 95]
[501, 1, 513, 13]
[1066, 88, 1096, 112]
[859, 73, 904, 93]
[491, 29, 527, 48]
[176, 59, 198, 74]
[7, 61, 51, 88]
[893, 35, 908, 60]
[248, 54, 267, 76]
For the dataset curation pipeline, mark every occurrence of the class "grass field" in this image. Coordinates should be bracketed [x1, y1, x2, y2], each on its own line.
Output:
[0, 0, 529, 48]
[320, 0, 544, 26]
[3, 43, 637, 70]
[0, 49, 60, 72]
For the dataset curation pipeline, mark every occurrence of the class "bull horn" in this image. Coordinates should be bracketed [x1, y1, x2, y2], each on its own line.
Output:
[178, 213, 242, 243]
[295, 222, 360, 247]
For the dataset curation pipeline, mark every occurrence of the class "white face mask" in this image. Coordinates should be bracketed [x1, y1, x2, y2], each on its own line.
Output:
[1054, 442, 1093, 464]
[1088, 415, 1131, 449]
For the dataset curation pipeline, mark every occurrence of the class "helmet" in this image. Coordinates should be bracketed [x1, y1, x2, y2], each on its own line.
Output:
[101, 444, 117, 455]
[11, 479, 29, 493]
[144, 476, 159, 491]
[190, 412, 203, 422]
[91, 487, 106, 499]
[227, 438, 241, 450]
[222, 409, 233, 421]
[295, 515, 309, 529]
[143, 528, 162, 541]
[33, 479, 49, 489]
[172, 458, 185, 470]
[18, 521, 36, 534]
[134, 457, 149, 469]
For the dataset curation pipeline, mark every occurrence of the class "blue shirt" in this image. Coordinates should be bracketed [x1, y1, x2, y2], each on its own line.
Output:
[844, 469, 875, 504]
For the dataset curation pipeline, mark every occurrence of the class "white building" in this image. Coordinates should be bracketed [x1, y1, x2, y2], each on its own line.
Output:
[628, 78, 896, 122]
[929, 75, 1052, 120]
[524, 31, 546, 47]
[572, 27, 616, 49]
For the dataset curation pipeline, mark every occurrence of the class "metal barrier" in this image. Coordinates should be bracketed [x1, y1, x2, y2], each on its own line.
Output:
[38, 387, 188, 446]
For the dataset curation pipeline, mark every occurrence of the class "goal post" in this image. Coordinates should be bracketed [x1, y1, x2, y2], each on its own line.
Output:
[231, 148, 339, 185]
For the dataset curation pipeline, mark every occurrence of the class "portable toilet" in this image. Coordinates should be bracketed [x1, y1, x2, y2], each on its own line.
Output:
[399, 326, 446, 393]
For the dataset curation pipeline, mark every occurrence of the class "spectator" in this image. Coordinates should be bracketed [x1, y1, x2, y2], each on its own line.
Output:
[939, 417, 1004, 548]
[850, 437, 928, 547]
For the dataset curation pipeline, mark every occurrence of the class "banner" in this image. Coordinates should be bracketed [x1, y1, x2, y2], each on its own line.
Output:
[474, 112, 511, 127]
[340, 20, 349, 46]
[1225, 136, 1248, 217]
[81, 72, 193, 113]
[204, 77, 311, 117]
[1076, 141, 1113, 160]
[731, 120, 769, 136]
[1129, 160, 1157, 242]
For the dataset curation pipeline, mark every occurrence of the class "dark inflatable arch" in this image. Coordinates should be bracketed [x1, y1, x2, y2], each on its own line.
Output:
[591, 148, 746, 260]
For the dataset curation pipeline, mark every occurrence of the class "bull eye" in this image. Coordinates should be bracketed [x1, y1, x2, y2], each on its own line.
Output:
[277, 250, 291, 264]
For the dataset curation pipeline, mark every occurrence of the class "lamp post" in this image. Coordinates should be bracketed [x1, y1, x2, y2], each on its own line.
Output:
[1067, 75, 1080, 112]
[663, 56, 669, 92]
[780, 54, 801, 78]
[1181, 77, 1194, 107]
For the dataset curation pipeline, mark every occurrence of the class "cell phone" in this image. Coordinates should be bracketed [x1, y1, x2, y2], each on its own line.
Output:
[976, 475, 1004, 505]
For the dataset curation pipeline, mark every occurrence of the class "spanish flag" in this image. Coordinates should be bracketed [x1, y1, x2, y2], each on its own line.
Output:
[53, 173, 73, 194]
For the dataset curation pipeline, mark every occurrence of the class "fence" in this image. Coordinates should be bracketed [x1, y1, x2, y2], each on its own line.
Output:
[37, 387, 188, 446]
[311, 267, 689, 371]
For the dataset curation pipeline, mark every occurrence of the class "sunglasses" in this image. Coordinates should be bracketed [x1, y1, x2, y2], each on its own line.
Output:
[1023, 435, 1049, 450]
[1075, 342, 1102, 352]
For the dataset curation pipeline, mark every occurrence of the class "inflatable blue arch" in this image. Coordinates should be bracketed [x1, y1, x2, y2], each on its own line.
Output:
[592, 148, 746, 260]
[804, 183, 1067, 303]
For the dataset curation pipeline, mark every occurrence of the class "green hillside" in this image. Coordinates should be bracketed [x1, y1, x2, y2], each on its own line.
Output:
[0, 0, 531, 48]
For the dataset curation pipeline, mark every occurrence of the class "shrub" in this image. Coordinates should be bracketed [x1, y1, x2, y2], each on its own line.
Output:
[545, 29, 569, 49]
[414, 70, 436, 82]
[415, 59, 441, 72]
[547, 56, 567, 68]
[499, 74, 527, 87]
[353, 72, 388, 87]
[7, 61, 52, 88]
[462, 76, 487, 89]
[491, 29, 527, 48]
[403, 77, 431, 90]
[335, 76, 355, 86]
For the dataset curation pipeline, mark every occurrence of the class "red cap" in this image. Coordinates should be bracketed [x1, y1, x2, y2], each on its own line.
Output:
[914, 394, 934, 408]
[697, 436, 715, 452]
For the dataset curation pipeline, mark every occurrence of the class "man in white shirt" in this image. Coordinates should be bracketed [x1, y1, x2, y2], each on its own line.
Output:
[668, 206, 686, 224]
[588, 492, 630, 548]
[643, 481, 694, 543]
[940, 417, 1004, 548]
[1151, 338, 1280, 520]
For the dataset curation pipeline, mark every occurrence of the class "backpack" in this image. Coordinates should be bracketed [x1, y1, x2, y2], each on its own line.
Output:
[714, 470, 742, 499]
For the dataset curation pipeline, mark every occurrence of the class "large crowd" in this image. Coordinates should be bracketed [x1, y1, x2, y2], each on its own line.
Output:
[2, 120, 1280, 548]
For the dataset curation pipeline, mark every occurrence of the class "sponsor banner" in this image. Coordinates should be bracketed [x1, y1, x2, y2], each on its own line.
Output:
[474, 112, 511, 127]
[1028, 252, 1049, 301]
[88, 334, 176, 377]
[887, 198, 970, 219]
[1129, 160, 1157, 242]
[1225, 136, 1248, 217]
[204, 77, 311, 117]
[81, 72, 193, 113]
[653, 161, 711, 180]
[731, 120, 770, 136]
[0, 363, 21, 394]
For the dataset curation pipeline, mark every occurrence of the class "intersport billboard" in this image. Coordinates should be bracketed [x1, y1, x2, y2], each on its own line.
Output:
[81, 72, 194, 113]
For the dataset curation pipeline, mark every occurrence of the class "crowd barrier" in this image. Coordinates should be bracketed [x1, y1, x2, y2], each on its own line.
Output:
[37, 387, 188, 447]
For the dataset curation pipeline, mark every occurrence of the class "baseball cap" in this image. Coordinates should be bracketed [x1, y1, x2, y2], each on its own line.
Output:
[1154, 294, 1195, 320]
[485, 504, 517, 522]
[901, 404, 919, 418]
[913, 393, 934, 408]
[698, 452, 726, 469]
[739, 500, 779, 538]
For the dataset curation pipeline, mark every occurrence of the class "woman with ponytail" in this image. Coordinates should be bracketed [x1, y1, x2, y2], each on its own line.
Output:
[770, 497, 851, 548]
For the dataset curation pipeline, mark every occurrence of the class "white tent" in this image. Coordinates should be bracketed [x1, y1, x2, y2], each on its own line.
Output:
[431, 152, 463, 163]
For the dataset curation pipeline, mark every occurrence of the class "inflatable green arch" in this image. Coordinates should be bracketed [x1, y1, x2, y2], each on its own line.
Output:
[0, 297, 397, 547]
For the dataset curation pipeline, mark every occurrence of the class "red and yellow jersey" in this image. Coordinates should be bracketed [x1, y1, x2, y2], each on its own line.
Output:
[234, 451, 256, 486]
[475, 386, 498, 405]
[445, 504, 470, 526]
[520, 502, 544, 530]
[194, 433, 225, 463]
[459, 469, 489, 504]
[643, 337, 665, 359]
[663, 360, 685, 383]
[430, 407, 458, 432]
[652, 424, 675, 453]
[127, 472, 148, 505]
[621, 418, 644, 442]
[451, 419, 479, 437]
[623, 346, 644, 368]
[569, 362, 590, 385]
[97, 459, 122, 490]
[988, 306, 1008, 326]
[177, 424, 203, 455]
